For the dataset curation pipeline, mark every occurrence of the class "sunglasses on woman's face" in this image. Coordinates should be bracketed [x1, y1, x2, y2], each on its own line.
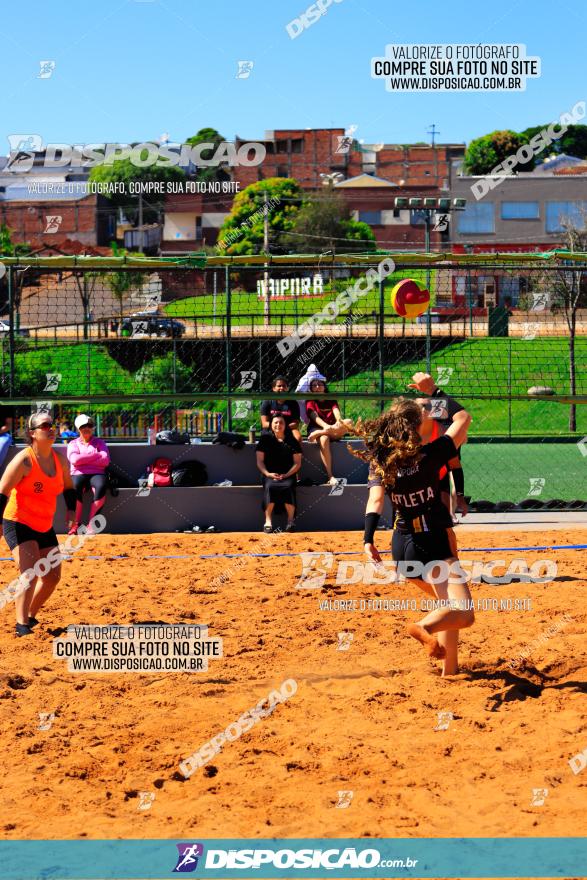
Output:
[34, 422, 54, 430]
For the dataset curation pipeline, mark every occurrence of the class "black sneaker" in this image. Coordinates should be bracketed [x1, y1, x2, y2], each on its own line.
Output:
[16, 623, 33, 637]
[28, 616, 39, 628]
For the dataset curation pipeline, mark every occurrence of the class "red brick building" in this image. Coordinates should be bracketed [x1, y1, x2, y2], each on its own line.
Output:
[0, 192, 116, 250]
[162, 128, 466, 253]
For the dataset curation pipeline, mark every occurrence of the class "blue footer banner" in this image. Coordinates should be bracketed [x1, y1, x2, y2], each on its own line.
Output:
[0, 838, 585, 879]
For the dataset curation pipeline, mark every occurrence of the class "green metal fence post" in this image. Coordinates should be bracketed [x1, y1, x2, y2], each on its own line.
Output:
[468, 268, 473, 337]
[8, 267, 14, 397]
[172, 338, 177, 393]
[508, 338, 512, 438]
[378, 275, 385, 412]
[225, 264, 232, 431]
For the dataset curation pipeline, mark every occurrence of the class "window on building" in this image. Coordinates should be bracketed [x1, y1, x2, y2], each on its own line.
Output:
[358, 210, 382, 225]
[501, 202, 540, 220]
[276, 140, 288, 154]
[276, 166, 288, 177]
[457, 203, 495, 234]
[545, 201, 587, 233]
[290, 138, 304, 153]
[393, 208, 400, 218]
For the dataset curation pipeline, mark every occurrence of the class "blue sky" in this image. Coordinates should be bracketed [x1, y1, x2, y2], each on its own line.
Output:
[2, 0, 585, 150]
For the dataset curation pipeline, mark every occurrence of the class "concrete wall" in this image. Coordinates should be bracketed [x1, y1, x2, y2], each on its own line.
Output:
[4, 441, 380, 534]
[452, 174, 587, 246]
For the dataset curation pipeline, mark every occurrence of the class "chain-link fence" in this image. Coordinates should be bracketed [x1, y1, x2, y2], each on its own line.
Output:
[1, 252, 585, 502]
[1, 253, 585, 433]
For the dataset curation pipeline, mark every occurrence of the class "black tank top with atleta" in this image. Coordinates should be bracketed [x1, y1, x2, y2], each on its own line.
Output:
[386, 435, 457, 533]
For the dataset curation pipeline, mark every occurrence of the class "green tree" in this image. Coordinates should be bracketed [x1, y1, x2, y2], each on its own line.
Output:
[185, 127, 230, 183]
[463, 130, 532, 174]
[89, 158, 185, 224]
[0, 223, 31, 256]
[134, 353, 194, 393]
[283, 187, 376, 254]
[217, 178, 304, 255]
[520, 124, 587, 161]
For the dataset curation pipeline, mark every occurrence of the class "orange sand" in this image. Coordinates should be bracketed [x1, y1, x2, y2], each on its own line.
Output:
[0, 528, 585, 849]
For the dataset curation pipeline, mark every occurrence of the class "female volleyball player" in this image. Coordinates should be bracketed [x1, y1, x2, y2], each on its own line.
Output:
[0, 412, 76, 636]
[353, 398, 474, 676]
[66, 414, 110, 535]
[365, 389, 467, 546]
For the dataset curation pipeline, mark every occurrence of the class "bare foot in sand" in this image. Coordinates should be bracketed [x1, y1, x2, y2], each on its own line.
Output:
[407, 623, 446, 659]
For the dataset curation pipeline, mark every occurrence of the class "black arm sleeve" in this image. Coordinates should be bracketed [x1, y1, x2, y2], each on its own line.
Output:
[63, 488, 77, 511]
[453, 467, 464, 494]
[0, 493, 8, 519]
[432, 388, 464, 419]
[363, 511, 381, 544]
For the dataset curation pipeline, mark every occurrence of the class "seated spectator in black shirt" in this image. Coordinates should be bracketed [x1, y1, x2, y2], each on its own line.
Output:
[256, 415, 302, 533]
[260, 375, 302, 443]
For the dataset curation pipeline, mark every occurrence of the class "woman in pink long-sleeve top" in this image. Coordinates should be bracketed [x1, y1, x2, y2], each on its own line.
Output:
[66, 414, 111, 535]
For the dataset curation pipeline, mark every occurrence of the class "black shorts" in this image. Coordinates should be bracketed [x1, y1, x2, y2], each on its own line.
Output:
[2, 519, 58, 552]
[392, 528, 458, 575]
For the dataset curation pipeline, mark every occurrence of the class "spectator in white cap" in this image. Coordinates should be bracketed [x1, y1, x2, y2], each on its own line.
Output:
[295, 363, 327, 427]
[66, 415, 111, 535]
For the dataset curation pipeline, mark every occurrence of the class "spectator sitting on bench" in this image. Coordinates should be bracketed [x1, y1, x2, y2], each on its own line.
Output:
[0, 400, 14, 472]
[58, 421, 78, 444]
[306, 378, 352, 486]
[260, 375, 302, 443]
[256, 414, 302, 533]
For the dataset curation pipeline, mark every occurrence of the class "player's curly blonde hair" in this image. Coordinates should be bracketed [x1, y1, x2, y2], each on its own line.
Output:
[350, 398, 423, 490]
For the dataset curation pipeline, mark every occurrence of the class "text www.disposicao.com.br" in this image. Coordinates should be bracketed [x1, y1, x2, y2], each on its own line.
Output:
[70, 657, 201, 671]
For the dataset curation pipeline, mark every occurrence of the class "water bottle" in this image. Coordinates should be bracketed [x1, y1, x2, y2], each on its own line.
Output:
[249, 426, 256, 443]
[147, 427, 156, 445]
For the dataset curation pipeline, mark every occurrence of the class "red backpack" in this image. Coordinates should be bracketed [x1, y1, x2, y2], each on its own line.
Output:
[147, 457, 173, 487]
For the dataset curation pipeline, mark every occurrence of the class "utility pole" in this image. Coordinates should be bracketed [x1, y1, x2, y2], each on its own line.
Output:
[138, 192, 144, 253]
[139, 193, 145, 253]
[427, 124, 440, 186]
[427, 123, 439, 146]
[263, 191, 270, 326]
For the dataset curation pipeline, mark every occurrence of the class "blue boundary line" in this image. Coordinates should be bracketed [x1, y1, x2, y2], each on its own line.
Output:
[0, 544, 585, 562]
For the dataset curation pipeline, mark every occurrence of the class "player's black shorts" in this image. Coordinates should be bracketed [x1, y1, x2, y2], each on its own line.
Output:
[2, 519, 59, 551]
[392, 528, 458, 575]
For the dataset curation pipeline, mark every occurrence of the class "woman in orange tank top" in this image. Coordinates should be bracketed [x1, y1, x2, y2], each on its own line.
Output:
[0, 412, 76, 637]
